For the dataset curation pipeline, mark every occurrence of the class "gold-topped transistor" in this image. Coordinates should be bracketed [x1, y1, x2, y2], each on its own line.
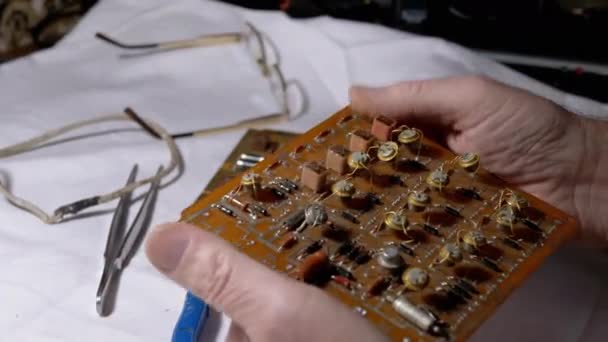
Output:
[402, 267, 430, 291]
[426, 168, 449, 191]
[331, 179, 356, 198]
[398, 128, 422, 145]
[496, 207, 516, 230]
[437, 243, 463, 265]
[347, 151, 371, 170]
[384, 211, 408, 230]
[457, 152, 480, 173]
[505, 192, 528, 212]
[376, 141, 399, 162]
[407, 192, 430, 212]
[460, 230, 487, 252]
[240, 172, 260, 194]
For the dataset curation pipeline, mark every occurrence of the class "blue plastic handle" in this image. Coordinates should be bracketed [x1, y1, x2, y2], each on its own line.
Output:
[171, 291, 209, 342]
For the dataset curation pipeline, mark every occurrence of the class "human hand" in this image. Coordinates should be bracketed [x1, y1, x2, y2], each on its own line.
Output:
[146, 222, 389, 342]
[350, 76, 608, 241]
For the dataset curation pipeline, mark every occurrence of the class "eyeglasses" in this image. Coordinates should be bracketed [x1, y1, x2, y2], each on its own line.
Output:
[0, 108, 182, 224]
[96, 22, 306, 139]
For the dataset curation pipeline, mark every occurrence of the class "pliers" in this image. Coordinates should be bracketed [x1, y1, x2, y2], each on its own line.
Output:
[172, 291, 209, 342]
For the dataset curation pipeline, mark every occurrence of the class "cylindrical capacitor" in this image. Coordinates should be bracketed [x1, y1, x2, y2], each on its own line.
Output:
[407, 192, 430, 212]
[392, 296, 438, 334]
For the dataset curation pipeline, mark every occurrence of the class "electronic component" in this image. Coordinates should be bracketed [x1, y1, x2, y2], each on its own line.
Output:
[181, 107, 578, 341]
[331, 179, 356, 198]
[461, 231, 487, 252]
[282, 209, 306, 230]
[349, 129, 374, 152]
[407, 192, 430, 211]
[304, 203, 328, 226]
[391, 296, 447, 337]
[326, 145, 349, 174]
[298, 250, 330, 284]
[402, 267, 430, 291]
[457, 152, 480, 173]
[437, 243, 463, 265]
[426, 168, 449, 191]
[397, 128, 421, 145]
[347, 151, 371, 170]
[371, 115, 396, 141]
[377, 245, 405, 269]
[376, 141, 399, 161]
[367, 276, 389, 296]
[301, 162, 327, 193]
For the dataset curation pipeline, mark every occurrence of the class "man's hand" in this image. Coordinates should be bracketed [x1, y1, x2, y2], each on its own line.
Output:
[146, 222, 389, 342]
[351, 76, 608, 241]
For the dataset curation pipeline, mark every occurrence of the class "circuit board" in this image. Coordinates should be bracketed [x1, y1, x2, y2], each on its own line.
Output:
[181, 106, 578, 341]
[198, 129, 296, 199]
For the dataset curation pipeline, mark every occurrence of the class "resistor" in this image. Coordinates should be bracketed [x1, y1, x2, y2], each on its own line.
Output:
[331, 275, 351, 289]
[278, 232, 298, 250]
[212, 204, 235, 217]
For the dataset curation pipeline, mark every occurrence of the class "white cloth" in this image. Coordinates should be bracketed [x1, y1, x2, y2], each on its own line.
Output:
[1, 1, 607, 341]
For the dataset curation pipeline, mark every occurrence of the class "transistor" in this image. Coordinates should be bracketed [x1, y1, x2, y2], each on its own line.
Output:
[407, 192, 430, 212]
[377, 245, 405, 270]
[402, 267, 430, 291]
[282, 209, 306, 229]
[426, 168, 449, 191]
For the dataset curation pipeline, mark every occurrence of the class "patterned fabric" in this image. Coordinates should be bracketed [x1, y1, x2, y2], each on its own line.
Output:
[0, 0, 96, 62]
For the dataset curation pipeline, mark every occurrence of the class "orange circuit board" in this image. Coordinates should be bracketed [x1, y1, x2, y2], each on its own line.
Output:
[181, 106, 578, 341]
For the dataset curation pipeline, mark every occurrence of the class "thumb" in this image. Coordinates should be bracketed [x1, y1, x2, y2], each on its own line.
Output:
[349, 75, 501, 129]
[145, 222, 295, 327]
[145, 222, 387, 341]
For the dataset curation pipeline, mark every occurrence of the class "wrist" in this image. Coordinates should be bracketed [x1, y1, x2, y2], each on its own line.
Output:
[575, 117, 608, 240]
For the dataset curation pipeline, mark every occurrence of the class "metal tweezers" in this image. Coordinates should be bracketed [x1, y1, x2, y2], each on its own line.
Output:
[96, 164, 162, 316]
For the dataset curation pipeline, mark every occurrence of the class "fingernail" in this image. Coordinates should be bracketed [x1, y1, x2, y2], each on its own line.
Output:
[146, 223, 190, 273]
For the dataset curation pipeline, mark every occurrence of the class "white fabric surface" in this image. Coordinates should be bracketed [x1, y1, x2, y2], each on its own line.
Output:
[1, 1, 607, 341]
